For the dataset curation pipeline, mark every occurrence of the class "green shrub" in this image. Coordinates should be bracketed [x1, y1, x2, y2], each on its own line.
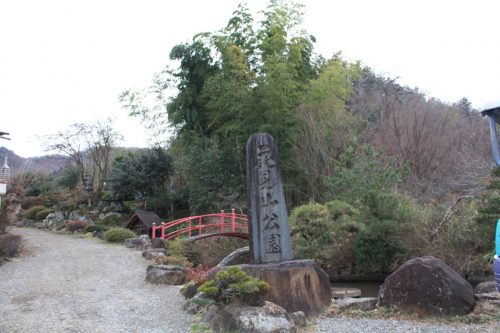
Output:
[103, 227, 136, 242]
[65, 220, 89, 233]
[326, 200, 360, 218]
[34, 209, 55, 221]
[99, 214, 125, 226]
[183, 242, 202, 266]
[23, 205, 47, 220]
[290, 202, 334, 260]
[198, 266, 269, 305]
[0, 234, 23, 257]
[167, 238, 186, 257]
[86, 225, 111, 234]
[154, 255, 193, 267]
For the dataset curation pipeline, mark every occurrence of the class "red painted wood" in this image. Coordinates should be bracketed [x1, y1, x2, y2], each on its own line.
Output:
[151, 209, 249, 241]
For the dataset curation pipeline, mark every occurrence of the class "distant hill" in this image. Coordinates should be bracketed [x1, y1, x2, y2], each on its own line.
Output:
[0, 146, 149, 177]
[0, 147, 70, 176]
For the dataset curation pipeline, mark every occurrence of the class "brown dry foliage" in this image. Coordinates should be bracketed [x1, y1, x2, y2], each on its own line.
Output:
[194, 236, 248, 267]
[65, 220, 89, 233]
[0, 233, 23, 257]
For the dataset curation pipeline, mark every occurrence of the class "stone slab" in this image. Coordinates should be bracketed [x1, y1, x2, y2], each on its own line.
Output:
[238, 259, 331, 314]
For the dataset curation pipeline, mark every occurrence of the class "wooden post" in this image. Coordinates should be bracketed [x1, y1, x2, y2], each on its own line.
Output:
[152, 222, 156, 239]
[220, 210, 224, 233]
[231, 208, 236, 233]
[161, 222, 165, 239]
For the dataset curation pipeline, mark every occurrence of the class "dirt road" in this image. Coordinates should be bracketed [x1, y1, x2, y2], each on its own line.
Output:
[0, 228, 191, 333]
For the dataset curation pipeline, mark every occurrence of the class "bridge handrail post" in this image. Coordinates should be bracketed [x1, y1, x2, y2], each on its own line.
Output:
[231, 208, 235, 233]
[220, 210, 224, 233]
[161, 222, 165, 239]
[198, 216, 202, 235]
[188, 219, 192, 237]
[152, 223, 156, 239]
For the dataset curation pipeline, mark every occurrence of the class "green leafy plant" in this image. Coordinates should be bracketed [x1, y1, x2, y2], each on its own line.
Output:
[198, 266, 269, 305]
[103, 227, 136, 243]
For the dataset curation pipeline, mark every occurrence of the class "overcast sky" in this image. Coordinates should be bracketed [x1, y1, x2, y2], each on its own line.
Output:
[1, 0, 500, 157]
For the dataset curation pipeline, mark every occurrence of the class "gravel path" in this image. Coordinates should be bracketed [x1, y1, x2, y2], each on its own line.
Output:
[0, 228, 192, 333]
[312, 314, 500, 333]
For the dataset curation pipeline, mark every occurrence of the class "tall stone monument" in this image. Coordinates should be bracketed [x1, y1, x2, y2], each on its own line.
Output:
[241, 133, 331, 314]
[246, 133, 293, 263]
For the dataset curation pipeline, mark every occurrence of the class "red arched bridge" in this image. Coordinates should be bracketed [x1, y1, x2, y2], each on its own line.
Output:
[151, 209, 249, 241]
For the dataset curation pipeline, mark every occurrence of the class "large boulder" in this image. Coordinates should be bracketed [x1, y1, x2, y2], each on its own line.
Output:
[378, 256, 475, 316]
[217, 246, 249, 268]
[210, 301, 296, 333]
[151, 237, 166, 249]
[68, 210, 93, 224]
[42, 211, 66, 230]
[238, 259, 331, 314]
[145, 264, 187, 285]
[124, 237, 142, 248]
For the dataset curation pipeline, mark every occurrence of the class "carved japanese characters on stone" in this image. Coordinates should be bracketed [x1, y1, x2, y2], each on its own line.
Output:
[246, 133, 293, 263]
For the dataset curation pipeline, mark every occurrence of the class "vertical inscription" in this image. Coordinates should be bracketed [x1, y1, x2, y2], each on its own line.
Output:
[247, 133, 293, 263]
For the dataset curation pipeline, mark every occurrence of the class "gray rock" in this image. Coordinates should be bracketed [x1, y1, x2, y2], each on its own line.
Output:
[289, 311, 306, 327]
[202, 304, 220, 324]
[378, 256, 475, 316]
[42, 211, 65, 230]
[181, 281, 198, 299]
[216, 246, 249, 267]
[474, 281, 498, 294]
[146, 264, 187, 285]
[68, 210, 91, 223]
[151, 237, 166, 249]
[474, 292, 500, 314]
[210, 301, 297, 333]
[142, 248, 167, 260]
[124, 238, 142, 248]
[333, 297, 377, 312]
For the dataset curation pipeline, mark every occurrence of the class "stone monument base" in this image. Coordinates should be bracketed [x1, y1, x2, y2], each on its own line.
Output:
[239, 259, 331, 314]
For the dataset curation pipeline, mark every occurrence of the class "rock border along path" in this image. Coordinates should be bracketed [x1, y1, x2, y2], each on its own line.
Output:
[0, 228, 191, 333]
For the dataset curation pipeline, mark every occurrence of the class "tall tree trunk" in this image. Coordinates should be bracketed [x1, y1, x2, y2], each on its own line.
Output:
[0, 189, 22, 234]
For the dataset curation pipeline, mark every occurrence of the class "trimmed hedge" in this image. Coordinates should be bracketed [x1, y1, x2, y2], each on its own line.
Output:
[103, 227, 136, 243]
[23, 205, 47, 220]
[87, 225, 110, 234]
[34, 209, 55, 221]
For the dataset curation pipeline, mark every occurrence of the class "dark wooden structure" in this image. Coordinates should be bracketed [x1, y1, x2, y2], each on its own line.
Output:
[125, 211, 161, 236]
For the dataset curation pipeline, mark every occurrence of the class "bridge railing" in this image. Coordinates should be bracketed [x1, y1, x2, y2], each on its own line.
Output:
[151, 208, 248, 240]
